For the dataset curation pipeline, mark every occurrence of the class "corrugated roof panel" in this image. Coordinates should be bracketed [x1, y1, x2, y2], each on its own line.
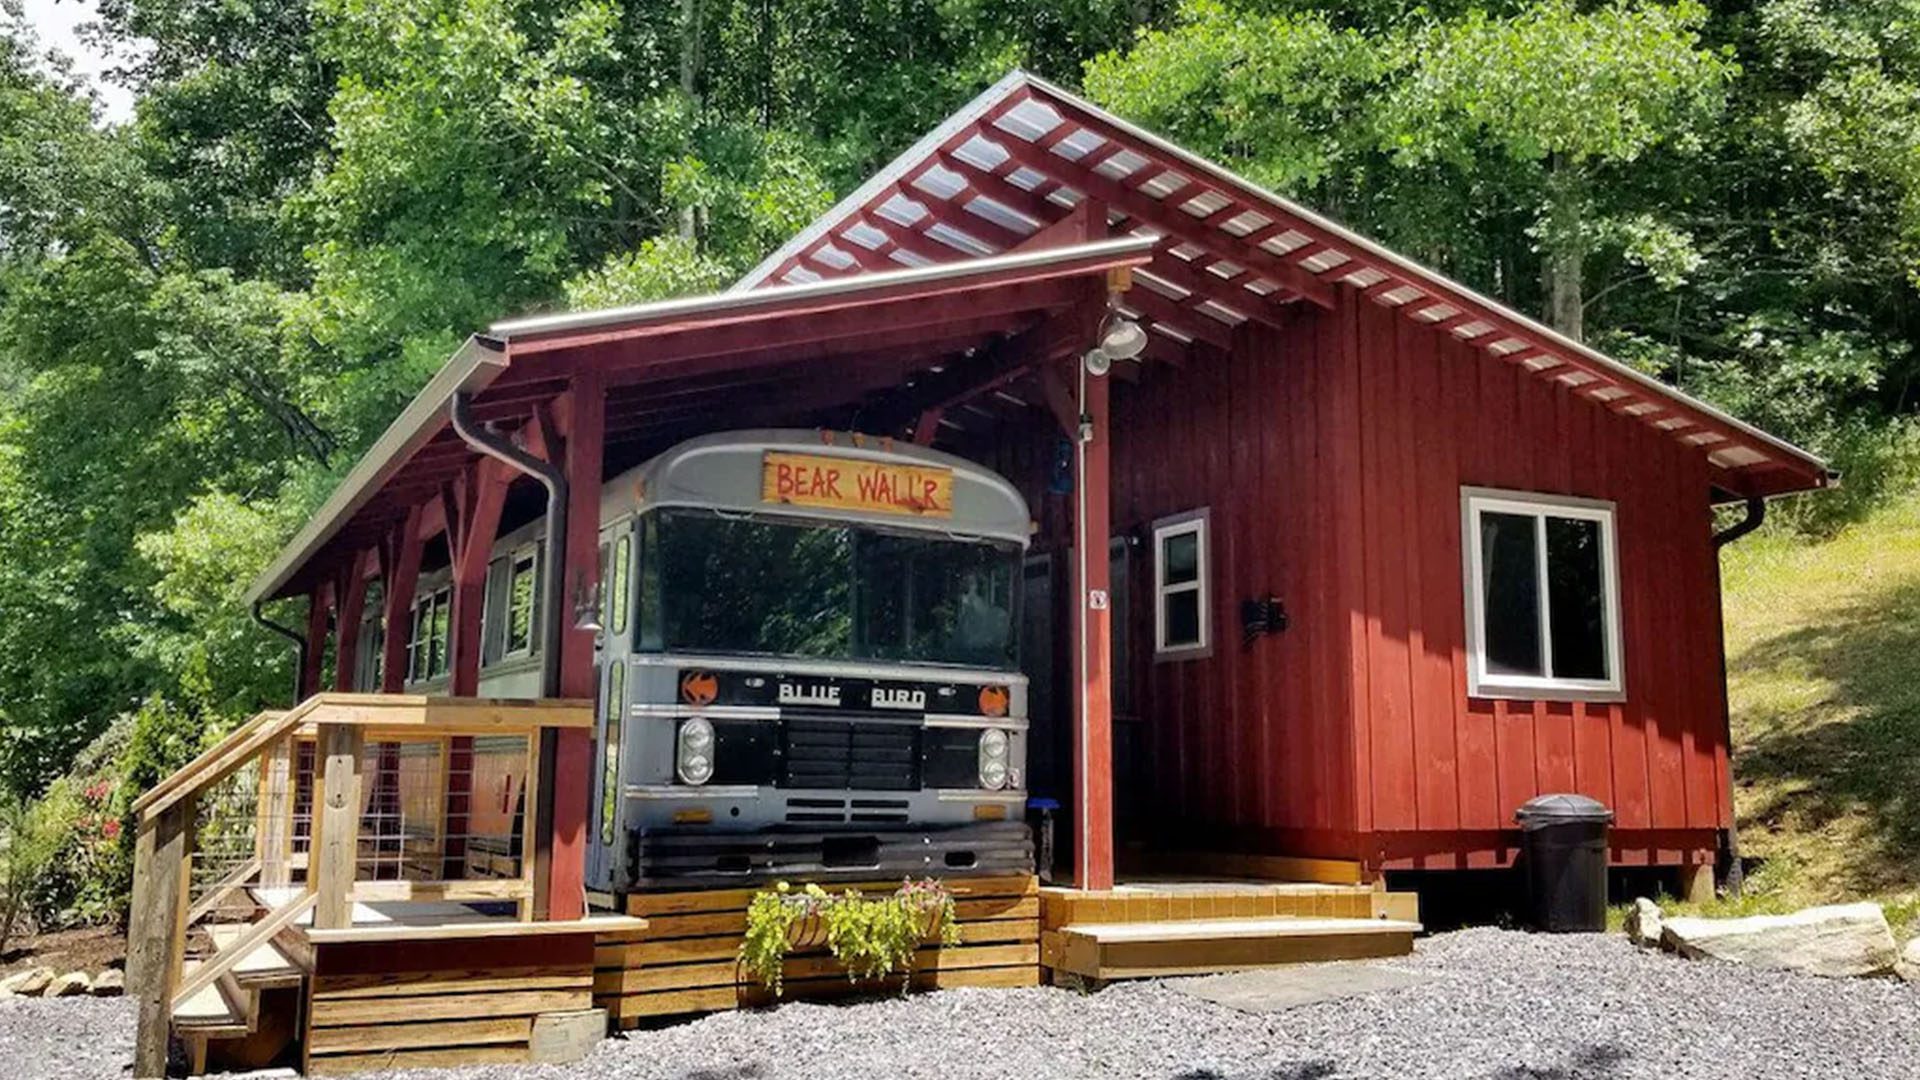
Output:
[1045, 186, 1083, 208]
[966, 195, 1041, 235]
[1221, 209, 1273, 237]
[1196, 300, 1246, 324]
[1147, 320, 1194, 344]
[844, 221, 889, 249]
[1452, 320, 1495, 339]
[1006, 166, 1050, 191]
[1299, 249, 1350, 273]
[911, 164, 968, 200]
[1260, 229, 1311, 255]
[953, 134, 1010, 172]
[1243, 278, 1279, 296]
[1181, 190, 1233, 218]
[996, 99, 1061, 142]
[1205, 260, 1246, 279]
[1094, 148, 1149, 180]
[1055, 129, 1105, 162]
[1137, 169, 1189, 199]
[1378, 285, 1425, 305]
[925, 221, 996, 256]
[876, 192, 928, 226]
[813, 246, 858, 270]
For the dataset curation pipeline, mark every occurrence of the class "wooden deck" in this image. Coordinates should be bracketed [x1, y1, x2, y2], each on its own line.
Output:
[595, 874, 1042, 1024]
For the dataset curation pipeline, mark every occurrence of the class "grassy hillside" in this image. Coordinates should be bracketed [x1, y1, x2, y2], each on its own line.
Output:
[1711, 489, 1920, 932]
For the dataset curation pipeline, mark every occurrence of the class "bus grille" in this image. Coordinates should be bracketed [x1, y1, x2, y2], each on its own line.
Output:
[779, 720, 920, 791]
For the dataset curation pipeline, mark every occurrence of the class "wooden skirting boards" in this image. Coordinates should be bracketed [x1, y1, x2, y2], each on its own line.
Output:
[302, 933, 598, 1075]
[596, 874, 1042, 1024]
[1044, 917, 1421, 980]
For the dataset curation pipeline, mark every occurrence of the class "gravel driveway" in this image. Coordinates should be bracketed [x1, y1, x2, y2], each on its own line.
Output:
[10, 928, 1918, 1079]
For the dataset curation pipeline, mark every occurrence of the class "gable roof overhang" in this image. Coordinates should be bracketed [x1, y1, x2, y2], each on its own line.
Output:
[246, 234, 1156, 605]
[739, 71, 1833, 502]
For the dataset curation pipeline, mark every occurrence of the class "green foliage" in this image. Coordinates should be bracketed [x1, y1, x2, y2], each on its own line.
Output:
[739, 879, 960, 996]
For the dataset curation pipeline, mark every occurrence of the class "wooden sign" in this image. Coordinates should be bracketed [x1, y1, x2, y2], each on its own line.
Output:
[761, 451, 953, 518]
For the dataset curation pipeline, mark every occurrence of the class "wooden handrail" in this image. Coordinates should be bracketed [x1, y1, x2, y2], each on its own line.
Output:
[183, 857, 262, 927]
[129, 708, 285, 818]
[134, 697, 323, 823]
[169, 891, 316, 1013]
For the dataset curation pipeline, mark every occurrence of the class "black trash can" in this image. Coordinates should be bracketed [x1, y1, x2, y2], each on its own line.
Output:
[1516, 793, 1613, 932]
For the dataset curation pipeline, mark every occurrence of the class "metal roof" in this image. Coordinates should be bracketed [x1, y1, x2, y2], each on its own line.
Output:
[739, 70, 1832, 498]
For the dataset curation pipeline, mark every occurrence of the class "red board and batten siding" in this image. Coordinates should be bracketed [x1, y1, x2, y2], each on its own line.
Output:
[1338, 296, 1728, 868]
[1079, 290, 1728, 872]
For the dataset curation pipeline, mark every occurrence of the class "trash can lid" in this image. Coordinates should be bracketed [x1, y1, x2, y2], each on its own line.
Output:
[1515, 793, 1614, 824]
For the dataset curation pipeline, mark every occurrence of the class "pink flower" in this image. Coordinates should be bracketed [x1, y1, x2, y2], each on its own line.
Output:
[101, 819, 121, 840]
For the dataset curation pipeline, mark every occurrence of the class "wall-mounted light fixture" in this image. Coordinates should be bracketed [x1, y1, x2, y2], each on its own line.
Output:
[1241, 595, 1288, 646]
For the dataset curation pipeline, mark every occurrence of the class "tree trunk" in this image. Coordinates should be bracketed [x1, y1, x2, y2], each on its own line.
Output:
[1540, 153, 1586, 341]
[679, 0, 704, 242]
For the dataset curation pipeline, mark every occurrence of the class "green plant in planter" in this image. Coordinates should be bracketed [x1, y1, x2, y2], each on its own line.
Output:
[739, 878, 960, 996]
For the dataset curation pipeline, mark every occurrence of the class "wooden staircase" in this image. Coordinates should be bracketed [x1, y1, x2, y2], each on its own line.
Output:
[172, 914, 310, 1073]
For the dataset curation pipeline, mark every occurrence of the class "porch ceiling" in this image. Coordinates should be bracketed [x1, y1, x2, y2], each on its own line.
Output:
[740, 72, 1834, 503]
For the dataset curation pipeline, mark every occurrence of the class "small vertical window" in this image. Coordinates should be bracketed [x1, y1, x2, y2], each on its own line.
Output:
[506, 548, 538, 655]
[1152, 510, 1210, 660]
[1462, 488, 1623, 699]
[600, 662, 625, 845]
[409, 586, 451, 682]
[610, 533, 632, 636]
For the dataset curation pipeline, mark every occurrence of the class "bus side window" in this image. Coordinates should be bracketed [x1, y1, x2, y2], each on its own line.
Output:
[600, 662, 624, 845]
[636, 515, 662, 651]
[610, 533, 632, 637]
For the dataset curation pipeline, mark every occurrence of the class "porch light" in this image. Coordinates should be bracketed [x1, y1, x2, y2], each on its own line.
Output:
[1098, 314, 1148, 361]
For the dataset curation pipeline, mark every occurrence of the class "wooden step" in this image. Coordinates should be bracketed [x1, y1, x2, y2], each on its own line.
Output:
[1044, 916, 1421, 981]
[171, 960, 250, 1039]
[206, 922, 305, 990]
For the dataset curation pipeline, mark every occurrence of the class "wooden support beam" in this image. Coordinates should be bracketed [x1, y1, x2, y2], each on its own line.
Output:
[380, 504, 426, 692]
[449, 462, 510, 697]
[128, 798, 193, 1079]
[257, 739, 295, 887]
[301, 584, 331, 700]
[1072, 319, 1115, 891]
[332, 549, 372, 692]
[314, 723, 365, 930]
[543, 367, 603, 922]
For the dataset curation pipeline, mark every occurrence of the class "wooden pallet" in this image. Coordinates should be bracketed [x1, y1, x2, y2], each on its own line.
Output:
[302, 933, 596, 1075]
[596, 874, 1041, 1024]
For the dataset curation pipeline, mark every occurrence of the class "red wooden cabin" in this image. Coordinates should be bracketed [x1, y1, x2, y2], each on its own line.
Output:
[248, 71, 1829, 903]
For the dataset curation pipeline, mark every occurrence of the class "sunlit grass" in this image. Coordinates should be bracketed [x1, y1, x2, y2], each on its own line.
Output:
[1697, 490, 1920, 938]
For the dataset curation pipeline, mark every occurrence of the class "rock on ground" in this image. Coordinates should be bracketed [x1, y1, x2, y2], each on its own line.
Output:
[1661, 902, 1897, 977]
[0, 967, 54, 996]
[1625, 896, 1663, 948]
[45, 971, 91, 997]
[88, 969, 124, 996]
[1900, 938, 1920, 984]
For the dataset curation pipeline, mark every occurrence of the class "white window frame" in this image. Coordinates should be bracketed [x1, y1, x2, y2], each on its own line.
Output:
[1461, 487, 1625, 702]
[1152, 509, 1211, 661]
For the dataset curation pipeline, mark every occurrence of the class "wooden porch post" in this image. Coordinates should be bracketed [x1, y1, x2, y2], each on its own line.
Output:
[380, 504, 426, 693]
[539, 367, 603, 920]
[313, 723, 364, 929]
[1072, 350, 1116, 890]
[450, 463, 509, 697]
[300, 584, 331, 701]
[127, 798, 192, 1078]
[332, 549, 372, 692]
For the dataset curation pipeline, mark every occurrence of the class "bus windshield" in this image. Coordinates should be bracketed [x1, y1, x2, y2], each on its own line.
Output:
[635, 509, 1020, 670]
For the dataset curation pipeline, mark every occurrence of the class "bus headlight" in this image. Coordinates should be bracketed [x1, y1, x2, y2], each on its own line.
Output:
[978, 728, 1010, 790]
[677, 717, 715, 786]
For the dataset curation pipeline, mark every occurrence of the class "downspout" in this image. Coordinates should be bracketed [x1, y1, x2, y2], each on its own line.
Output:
[449, 391, 569, 699]
[252, 600, 308, 706]
[1710, 496, 1766, 895]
